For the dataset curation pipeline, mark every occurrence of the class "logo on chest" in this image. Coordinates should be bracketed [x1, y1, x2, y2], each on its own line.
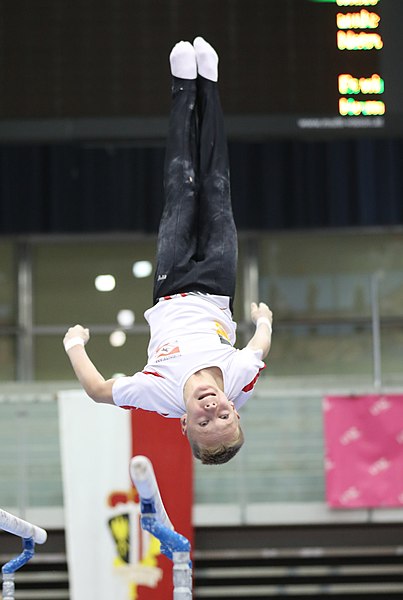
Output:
[155, 342, 181, 361]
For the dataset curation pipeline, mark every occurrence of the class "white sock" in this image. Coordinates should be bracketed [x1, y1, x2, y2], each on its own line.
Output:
[193, 36, 218, 82]
[169, 41, 197, 79]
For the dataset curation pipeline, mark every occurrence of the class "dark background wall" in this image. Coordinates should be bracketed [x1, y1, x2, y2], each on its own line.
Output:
[1, 138, 402, 234]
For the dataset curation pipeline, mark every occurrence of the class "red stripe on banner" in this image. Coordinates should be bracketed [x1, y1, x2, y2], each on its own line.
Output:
[130, 411, 193, 599]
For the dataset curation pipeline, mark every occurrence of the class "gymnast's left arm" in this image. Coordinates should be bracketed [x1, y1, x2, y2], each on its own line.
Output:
[63, 324, 116, 404]
[245, 302, 273, 359]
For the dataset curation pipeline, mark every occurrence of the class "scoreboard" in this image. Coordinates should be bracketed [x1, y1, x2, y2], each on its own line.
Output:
[0, 0, 401, 140]
[296, 0, 386, 133]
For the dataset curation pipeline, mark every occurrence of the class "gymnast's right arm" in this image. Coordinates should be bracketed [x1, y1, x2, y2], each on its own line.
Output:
[63, 325, 116, 404]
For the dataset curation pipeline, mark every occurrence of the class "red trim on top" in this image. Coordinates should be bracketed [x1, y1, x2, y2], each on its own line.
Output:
[120, 405, 170, 417]
[163, 293, 189, 301]
[142, 370, 165, 378]
[242, 365, 266, 393]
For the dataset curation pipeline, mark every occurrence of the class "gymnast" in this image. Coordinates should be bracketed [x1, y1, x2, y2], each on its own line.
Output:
[63, 37, 273, 465]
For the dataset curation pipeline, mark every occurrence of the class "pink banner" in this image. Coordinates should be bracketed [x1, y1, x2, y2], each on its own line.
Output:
[324, 394, 403, 508]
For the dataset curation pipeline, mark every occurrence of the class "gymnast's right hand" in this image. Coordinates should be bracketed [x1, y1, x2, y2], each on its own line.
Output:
[63, 324, 90, 352]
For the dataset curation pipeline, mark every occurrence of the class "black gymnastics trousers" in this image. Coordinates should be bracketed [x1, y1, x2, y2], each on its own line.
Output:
[153, 75, 238, 310]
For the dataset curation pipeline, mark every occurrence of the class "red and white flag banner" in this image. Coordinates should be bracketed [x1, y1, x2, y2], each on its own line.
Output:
[58, 390, 193, 600]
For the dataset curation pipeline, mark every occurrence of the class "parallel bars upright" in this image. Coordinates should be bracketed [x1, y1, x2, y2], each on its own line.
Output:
[0, 508, 47, 600]
[130, 455, 192, 599]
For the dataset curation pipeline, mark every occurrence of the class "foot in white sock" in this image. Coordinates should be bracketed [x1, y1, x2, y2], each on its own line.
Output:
[169, 41, 197, 79]
[193, 36, 218, 82]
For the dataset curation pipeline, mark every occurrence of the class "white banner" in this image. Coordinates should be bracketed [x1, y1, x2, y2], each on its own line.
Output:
[58, 391, 161, 600]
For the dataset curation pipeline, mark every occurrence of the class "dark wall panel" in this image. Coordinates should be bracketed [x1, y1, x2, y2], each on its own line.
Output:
[0, 138, 402, 234]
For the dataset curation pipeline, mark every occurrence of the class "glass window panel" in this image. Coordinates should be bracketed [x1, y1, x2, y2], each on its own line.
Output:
[0, 401, 62, 508]
[258, 231, 403, 321]
[32, 237, 247, 380]
[0, 241, 16, 326]
[380, 269, 403, 317]
[0, 336, 16, 379]
[380, 326, 403, 384]
[266, 323, 374, 377]
[34, 333, 150, 380]
[32, 239, 156, 326]
[194, 391, 325, 504]
[241, 396, 325, 502]
[194, 451, 243, 504]
[33, 237, 246, 326]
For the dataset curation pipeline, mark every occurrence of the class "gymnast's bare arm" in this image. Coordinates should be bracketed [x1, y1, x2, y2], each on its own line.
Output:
[245, 302, 273, 359]
[63, 325, 115, 404]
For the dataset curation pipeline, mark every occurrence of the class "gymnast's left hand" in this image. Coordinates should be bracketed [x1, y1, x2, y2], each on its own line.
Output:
[63, 324, 90, 348]
[250, 302, 272, 326]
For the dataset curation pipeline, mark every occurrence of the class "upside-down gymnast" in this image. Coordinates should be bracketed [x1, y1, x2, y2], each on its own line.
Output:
[63, 37, 273, 465]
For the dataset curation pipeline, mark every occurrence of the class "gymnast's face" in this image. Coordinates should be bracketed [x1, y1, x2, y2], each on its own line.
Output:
[181, 385, 241, 446]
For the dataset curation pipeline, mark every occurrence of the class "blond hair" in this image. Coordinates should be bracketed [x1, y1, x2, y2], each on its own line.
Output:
[189, 427, 244, 465]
